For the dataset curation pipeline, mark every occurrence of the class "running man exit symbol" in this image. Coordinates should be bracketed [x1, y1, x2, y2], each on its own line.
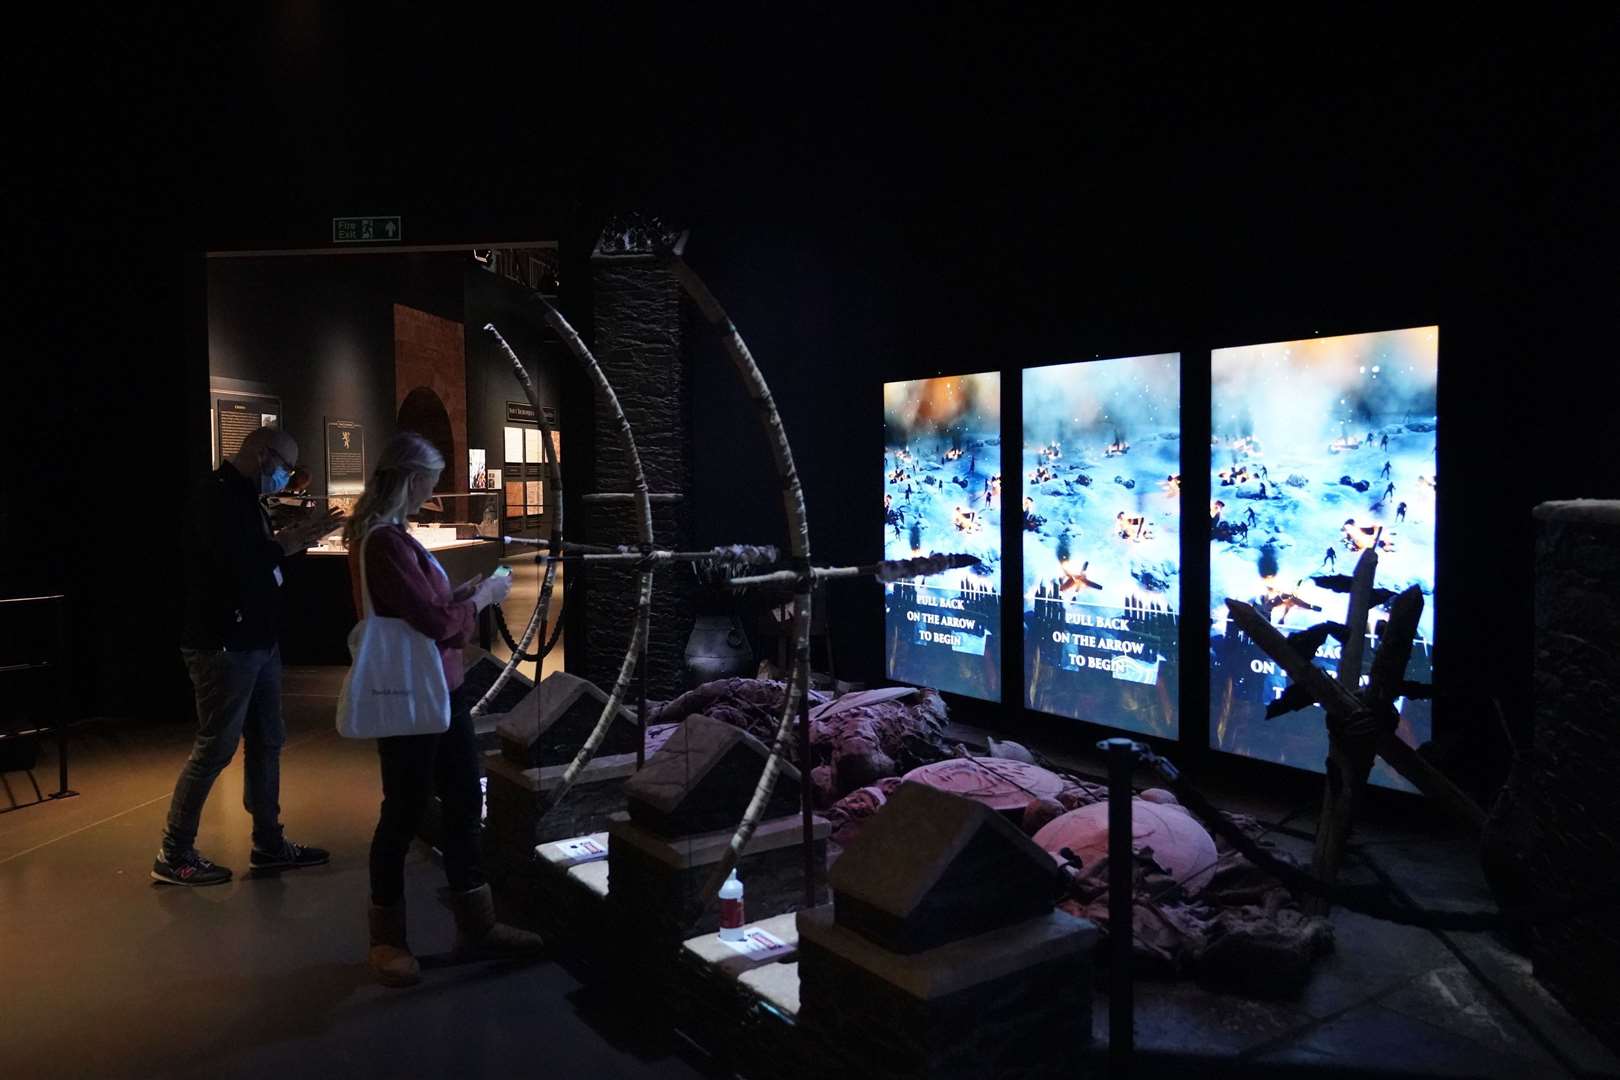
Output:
[332, 216, 402, 243]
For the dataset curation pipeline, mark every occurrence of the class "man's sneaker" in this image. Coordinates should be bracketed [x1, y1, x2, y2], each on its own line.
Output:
[151, 849, 233, 886]
[249, 839, 330, 872]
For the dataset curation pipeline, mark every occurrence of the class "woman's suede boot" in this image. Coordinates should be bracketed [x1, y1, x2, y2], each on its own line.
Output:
[368, 901, 422, 987]
[448, 884, 545, 960]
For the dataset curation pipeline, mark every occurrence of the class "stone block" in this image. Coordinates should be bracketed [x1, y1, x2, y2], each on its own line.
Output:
[681, 911, 800, 980]
[668, 913, 802, 1076]
[796, 904, 1097, 1079]
[487, 840, 615, 970]
[830, 781, 1063, 954]
[608, 812, 829, 938]
[626, 713, 801, 837]
[536, 831, 611, 870]
[493, 670, 640, 767]
[460, 646, 534, 718]
[484, 751, 636, 855]
[739, 961, 801, 1018]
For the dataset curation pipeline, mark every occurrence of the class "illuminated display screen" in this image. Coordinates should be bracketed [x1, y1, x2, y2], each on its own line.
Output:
[1022, 355, 1181, 736]
[883, 372, 1002, 702]
[1210, 327, 1437, 788]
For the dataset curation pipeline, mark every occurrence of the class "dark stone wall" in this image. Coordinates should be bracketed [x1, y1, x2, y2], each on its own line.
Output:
[584, 255, 695, 698]
[1528, 502, 1620, 1054]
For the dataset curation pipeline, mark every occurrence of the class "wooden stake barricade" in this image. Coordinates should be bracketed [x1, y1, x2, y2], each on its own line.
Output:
[1225, 549, 1484, 916]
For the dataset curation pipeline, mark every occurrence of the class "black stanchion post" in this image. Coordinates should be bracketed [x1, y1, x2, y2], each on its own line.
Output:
[635, 633, 649, 772]
[635, 552, 651, 771]
[800, 659, 815, 907]
[53, 595, 76, 798]
[1100, 737, 1140, 1071]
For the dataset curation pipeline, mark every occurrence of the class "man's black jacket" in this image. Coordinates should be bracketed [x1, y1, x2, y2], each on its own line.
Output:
[180, 463, 285, 650]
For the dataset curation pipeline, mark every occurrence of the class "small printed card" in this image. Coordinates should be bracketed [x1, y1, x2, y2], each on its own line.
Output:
[546, 836, 607, 865]
[721, 927, 793, 961]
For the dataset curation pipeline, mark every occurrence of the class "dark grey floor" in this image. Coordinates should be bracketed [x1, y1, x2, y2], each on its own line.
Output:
[4, 668, 1615, 1079]
[1020, 740, 1616, 1078]
[0, 665, 717, 1080]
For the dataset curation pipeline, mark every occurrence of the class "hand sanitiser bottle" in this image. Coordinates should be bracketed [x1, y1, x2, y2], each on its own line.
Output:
[718, 869, 745, 941]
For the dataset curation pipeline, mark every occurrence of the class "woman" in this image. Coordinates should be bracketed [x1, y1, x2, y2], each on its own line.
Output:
[343, 431, 542, 987]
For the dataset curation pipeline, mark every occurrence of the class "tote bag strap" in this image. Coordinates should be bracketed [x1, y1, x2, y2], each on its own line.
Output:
[357, 523, 394, 619]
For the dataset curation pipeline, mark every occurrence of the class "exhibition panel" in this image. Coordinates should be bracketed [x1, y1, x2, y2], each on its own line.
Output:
[1022, 354, 1182, 737]
[1210, 327, 1437, 788]
[882, 372, 1003, 703]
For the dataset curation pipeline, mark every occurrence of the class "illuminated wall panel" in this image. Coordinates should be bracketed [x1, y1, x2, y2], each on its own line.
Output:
[1022, 355, 1181, 736]
[1210, 327, 1437, 788]
[883, 372, 1002, 702]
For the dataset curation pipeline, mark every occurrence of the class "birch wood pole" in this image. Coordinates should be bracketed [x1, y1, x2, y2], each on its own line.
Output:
[660, 251, 815, 911]
[471, 325, 565, 718]
[530, 297, 657, 811]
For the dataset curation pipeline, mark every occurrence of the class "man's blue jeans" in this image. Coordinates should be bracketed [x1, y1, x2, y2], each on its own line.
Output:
[162, 645, 286, 855]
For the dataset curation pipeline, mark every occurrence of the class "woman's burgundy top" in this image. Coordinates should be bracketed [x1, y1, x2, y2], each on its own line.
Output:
[349, 524, 476, 692]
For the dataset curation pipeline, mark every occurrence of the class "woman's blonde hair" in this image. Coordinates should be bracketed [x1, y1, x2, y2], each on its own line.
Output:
[342, 431, 445, 549]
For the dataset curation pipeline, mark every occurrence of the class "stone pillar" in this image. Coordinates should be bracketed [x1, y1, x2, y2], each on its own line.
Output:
[1529, 500, 1620, 1054]
[585, 242, 694, 698]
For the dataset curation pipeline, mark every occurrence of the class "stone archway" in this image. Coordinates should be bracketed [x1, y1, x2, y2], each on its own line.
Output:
[394, 303, 467, 492]
[396, 385, 456, 492]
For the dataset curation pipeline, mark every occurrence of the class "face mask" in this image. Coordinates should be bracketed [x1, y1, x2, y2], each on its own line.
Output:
[262, 465, 291, 494]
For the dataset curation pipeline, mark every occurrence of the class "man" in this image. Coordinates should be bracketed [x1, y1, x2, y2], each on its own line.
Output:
[153, 427, 344, 886]
[265, 466, 314, 531]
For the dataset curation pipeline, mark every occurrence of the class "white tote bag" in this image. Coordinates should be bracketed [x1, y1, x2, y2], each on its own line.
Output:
[336, 527, 452, 739]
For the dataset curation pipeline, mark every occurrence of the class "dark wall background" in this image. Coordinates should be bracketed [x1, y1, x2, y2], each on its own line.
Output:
[207, 253, 464, 495]
[463, 264, 576, 542]
[13, 10, 1619, 798]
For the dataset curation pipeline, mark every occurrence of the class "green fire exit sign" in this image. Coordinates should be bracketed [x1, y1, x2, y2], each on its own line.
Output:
[332, 216, 402, 243]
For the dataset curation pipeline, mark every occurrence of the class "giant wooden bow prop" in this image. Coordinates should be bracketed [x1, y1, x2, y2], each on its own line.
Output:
[470, 241, 979, 916]
[471, 326, 565, 718]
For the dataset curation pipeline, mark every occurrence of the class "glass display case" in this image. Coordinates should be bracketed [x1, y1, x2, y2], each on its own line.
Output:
[262, 491, 506, 556]
[269, 490, 508, 664]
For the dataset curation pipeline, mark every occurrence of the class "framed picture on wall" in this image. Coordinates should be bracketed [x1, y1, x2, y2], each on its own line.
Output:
[214, 393, 282, 465]
[469, 449, 488, 491]
[325, 418, 367, 496]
